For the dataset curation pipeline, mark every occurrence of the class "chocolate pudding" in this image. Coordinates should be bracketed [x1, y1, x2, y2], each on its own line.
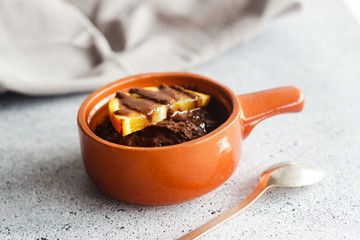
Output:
[94, 104, 226, 147]
[93, 85, 228, 147]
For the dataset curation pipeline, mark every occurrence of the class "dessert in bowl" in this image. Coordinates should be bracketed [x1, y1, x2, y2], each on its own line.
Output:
[77, 72, 304, 205]
[94, 83, 227, 147]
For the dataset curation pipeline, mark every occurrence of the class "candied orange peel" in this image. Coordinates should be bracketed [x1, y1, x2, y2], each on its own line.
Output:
[108, 85, 210, 136]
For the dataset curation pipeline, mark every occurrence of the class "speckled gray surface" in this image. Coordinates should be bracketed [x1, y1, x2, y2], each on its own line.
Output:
[1, 0, 360, 239]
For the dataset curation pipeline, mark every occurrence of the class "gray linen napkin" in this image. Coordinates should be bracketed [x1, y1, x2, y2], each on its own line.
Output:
[0, 0, 300, 95]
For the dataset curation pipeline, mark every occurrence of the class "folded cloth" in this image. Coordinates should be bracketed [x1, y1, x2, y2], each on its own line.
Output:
[0, 0, 300, 95]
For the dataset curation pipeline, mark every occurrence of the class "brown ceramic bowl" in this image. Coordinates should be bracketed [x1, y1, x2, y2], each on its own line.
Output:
[77, 72, 304, 205]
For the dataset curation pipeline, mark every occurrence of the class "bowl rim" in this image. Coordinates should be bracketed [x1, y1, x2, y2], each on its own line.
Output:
[77, 72, 241, 151]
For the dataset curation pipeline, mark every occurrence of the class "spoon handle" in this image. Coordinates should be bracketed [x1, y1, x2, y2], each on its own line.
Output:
[178, 175, 271, 240]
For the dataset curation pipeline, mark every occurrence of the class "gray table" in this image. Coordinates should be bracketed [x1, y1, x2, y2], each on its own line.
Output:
[1, 0, 359, 239]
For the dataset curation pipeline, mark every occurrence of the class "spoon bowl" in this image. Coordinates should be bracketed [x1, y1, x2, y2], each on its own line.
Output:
[263, 162, 326, 187]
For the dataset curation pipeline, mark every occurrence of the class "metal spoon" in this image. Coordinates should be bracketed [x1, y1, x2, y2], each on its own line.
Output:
[178, 162, 325, 240]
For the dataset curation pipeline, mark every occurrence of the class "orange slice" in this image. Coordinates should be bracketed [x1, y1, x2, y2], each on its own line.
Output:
[108, 86, 210, 136]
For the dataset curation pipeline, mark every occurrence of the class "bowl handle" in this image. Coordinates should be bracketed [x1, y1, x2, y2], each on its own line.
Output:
[237, 86, 304, 139]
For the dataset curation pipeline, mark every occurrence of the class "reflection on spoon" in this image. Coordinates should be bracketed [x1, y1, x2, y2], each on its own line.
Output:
[178, 162, 325, 240]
